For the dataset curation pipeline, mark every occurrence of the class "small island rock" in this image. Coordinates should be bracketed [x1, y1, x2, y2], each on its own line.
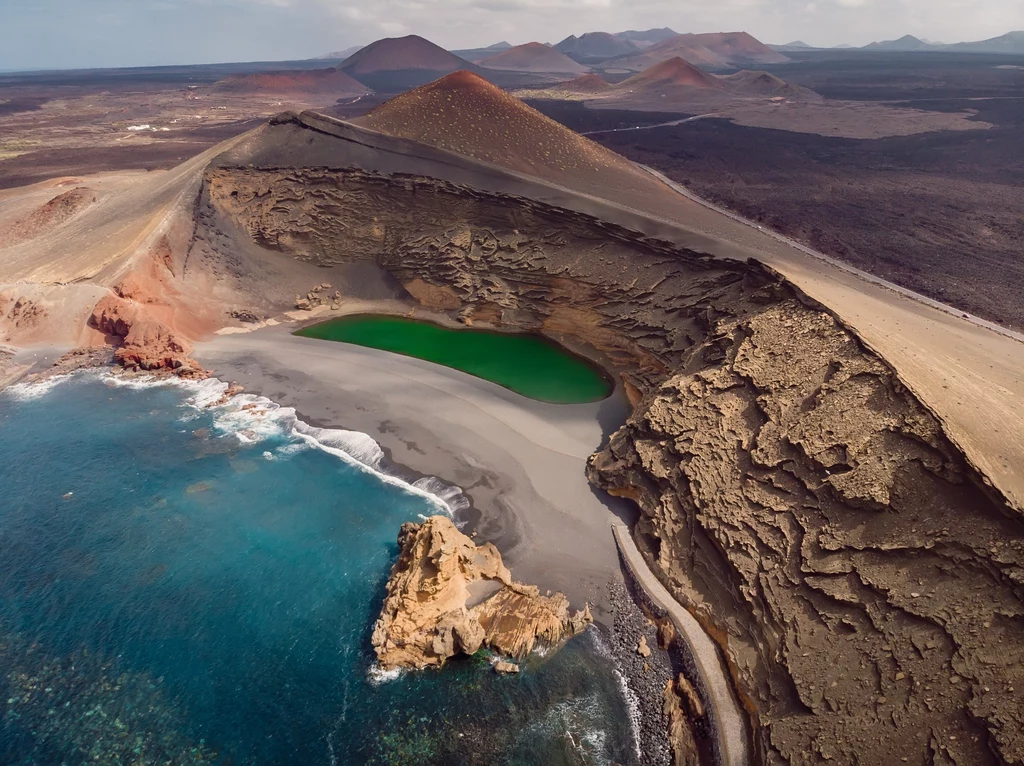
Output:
[372, 516, 591, 670]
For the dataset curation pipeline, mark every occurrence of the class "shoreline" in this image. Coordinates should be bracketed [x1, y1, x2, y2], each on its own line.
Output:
[0, 360, 673, 764]
[194, 320, 636, 622]
[2, 327, 688, 765]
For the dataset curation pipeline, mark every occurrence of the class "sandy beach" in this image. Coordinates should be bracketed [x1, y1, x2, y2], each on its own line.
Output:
[195, 319, 635, 621]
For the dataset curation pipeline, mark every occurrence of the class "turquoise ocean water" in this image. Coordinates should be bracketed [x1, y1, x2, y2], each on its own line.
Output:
[0, 374, 637, 765]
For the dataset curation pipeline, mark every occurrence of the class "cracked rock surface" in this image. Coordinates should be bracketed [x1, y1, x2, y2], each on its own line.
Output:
[372, 516, 591, 669]
[590, 302, 1024, 765]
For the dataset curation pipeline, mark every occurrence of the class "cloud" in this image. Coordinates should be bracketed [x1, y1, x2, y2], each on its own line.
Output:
[1, 0, 1022, 69]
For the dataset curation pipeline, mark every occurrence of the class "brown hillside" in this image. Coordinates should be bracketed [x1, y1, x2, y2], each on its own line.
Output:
[686, 32, 790, 64]
[608, 31, 789, 72]
[0, 187, 98, 248]
[213, 68, 370, 97]
[721, 70, 787, 89]
[479, 42, 589, 74]
[617, 57, 723, 91]
[719, 69, 816, 98]
[340, 35, 470, 74]
[354, 71, 672, 201]
[607, 39, 726, 72]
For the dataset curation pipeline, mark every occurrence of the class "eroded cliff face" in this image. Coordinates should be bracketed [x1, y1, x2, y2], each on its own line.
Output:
[204, 165, 1024, 765]
[590, 301, 1024, 765]
[204, 167, 783, 392]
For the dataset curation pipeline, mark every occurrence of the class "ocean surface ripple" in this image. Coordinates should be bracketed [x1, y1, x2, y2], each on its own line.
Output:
[0, 372, 636, 765]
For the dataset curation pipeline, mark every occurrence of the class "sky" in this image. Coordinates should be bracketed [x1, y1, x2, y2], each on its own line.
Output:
[1, 0, 1022, 71]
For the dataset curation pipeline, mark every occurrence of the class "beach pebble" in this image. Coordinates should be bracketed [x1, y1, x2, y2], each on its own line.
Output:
[637, 635, 652, 658]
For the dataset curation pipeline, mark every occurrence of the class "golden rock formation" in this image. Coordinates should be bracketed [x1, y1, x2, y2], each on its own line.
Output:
[372, 516, 591, 669]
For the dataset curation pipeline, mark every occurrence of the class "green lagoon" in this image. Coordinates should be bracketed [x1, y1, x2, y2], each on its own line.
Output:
[296, 314, 612, 404]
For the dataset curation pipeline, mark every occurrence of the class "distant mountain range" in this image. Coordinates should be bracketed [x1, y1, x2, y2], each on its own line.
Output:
[450, 41, 513, 63]
[603, 32, 789, 72]
[320, 28, 1024, 67]
[770, 31, 1024, 54]
[612, 28, 679, 47]
[554, 32, 639, 64]
[863, 34, 942, 51]
[312, 45, 363, 61]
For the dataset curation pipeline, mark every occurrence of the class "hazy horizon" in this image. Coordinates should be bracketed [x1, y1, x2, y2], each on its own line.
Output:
[1, 0, 1023, 72]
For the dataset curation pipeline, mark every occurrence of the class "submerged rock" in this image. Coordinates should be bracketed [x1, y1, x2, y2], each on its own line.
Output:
[372, 516, 591, 669]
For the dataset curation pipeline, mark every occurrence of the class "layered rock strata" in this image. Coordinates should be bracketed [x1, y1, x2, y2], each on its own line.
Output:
[204, 163, 1024, 764]
[372, 516, 591, 669]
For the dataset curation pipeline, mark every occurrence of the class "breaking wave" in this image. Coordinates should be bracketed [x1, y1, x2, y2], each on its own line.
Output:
[182, 378, 470, 516]
[5, 371, 470, 517]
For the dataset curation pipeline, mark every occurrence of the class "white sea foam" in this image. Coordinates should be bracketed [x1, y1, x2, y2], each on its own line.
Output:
[366, 664, 404, 685]
[5, 375, 72, 401]
[524, 693, 614, 766]
[614, 669, 644, 762]
[101, 373, 181, 391]
[412, 476, 471, 516]
[6, 368, 189, 402]
[276, 442, 310, 457]
[586, 628, 643, 761]
[174, 376, 469, 516]
[7, 368, 469, 519]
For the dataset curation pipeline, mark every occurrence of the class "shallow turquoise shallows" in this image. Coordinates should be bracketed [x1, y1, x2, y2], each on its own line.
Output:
[296, 314, 612, 404]
[0, 376, 637, 765]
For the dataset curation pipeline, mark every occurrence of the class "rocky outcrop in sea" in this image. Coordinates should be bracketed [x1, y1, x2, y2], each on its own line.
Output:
[372, 516, 592, 669]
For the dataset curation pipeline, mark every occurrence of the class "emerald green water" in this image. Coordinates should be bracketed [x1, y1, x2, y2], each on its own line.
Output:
[296, 315, 612, 404]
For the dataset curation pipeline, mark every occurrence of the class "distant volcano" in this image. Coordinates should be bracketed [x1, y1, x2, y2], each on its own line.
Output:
[339, 35, 477, 89]
[607, 31, 789, 71]
[478, 42, 589, 74]
[616, 57, 724, 91]
[719, 69, 818, 99]
[687, 32, 791, 64]
[557, 73, 613, 93]
[354, 70, 667, 200]
[555, 32, 638, 63]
